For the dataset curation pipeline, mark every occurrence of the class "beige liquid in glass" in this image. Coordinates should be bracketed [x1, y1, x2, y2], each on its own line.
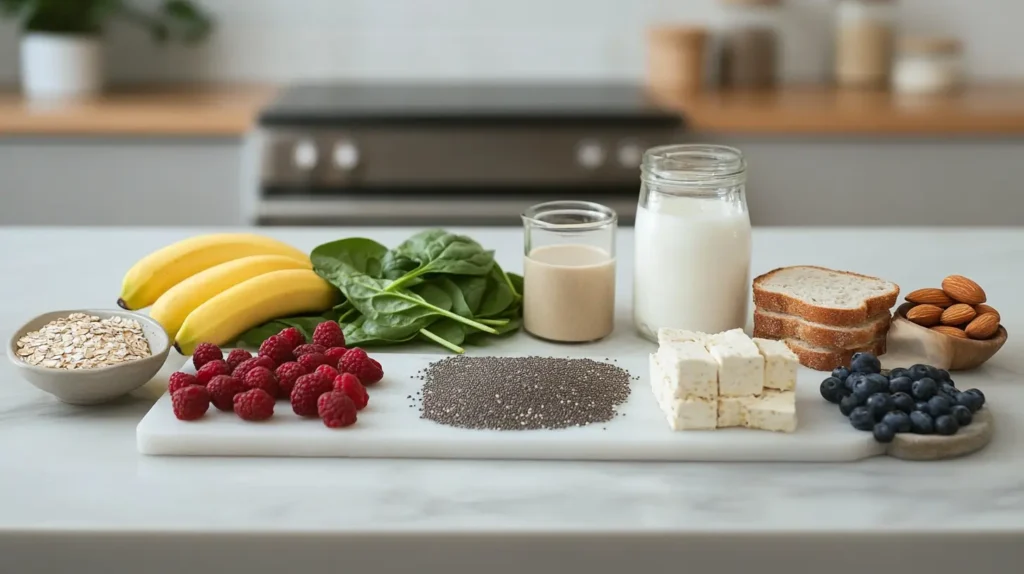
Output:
[523, 244, 616, 342]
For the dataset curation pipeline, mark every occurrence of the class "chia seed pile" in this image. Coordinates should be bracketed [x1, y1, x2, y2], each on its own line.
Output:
[412, 356, 632, 431]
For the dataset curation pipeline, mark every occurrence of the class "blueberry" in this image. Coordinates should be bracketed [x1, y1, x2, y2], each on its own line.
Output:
[927, 395, 952, 418]
[888, 367, 909, 380]
[914, 401, 931, 413]
[909, 411, 935, 434]
[850, 353, 882, 374]
[839, 394, 860, 417]
[956, 392, 982, 413]
[831, 366, 850, 381]
[936, 369, 951, 382]
[908, 364, 932, 381]
[891, 392, 915, 414]
[873, 423, 896, 443]
[820, 377, 844, 404]
[865, 373, 889, 391]
[882, 410, 912, 433]
[866, 393, 894, 420]
[849, 407, 876, 431]
[965, 388, 986, 407]
[940, 382, 959, 396]
[845, 372, 867, 391]
[951, 405, 973, 426]
[935, 414, 960, 436]
[852, 380, 876, 402]
[911, 378, 938, 401]
[889, 376, 913, 395]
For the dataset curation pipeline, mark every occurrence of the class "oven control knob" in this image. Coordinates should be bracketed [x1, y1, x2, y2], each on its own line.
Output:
[293, 139, 318, 171]
[576, 140, 606, 170]
[616, 141, 644, 168]
[333, 140, 360, 171]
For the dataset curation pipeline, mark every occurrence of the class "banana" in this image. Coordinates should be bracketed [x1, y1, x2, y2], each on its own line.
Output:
[174, 269, 340, 355]
[118, 233, 310, 310]
[149, 254, 313, 339]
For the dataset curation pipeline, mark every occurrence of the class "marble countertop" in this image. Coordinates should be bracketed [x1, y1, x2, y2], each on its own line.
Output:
[2, 227, 1022, 573]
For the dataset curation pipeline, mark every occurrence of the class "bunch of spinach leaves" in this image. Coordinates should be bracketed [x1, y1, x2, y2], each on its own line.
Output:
[236, 230, 522, 354]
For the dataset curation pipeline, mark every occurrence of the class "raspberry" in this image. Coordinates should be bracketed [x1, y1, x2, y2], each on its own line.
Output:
[233, 389, 275, 421]
[225, 349, 253, 371]
[171, 385, 210, 420]
[192, 343, 223, 369]
[314, 364, 339, 380]
[290, 373, 333, 417]
[168, 372, 198, 394]
[206, 375, 245, 411]
[318, 391, 357, 428]
[339, 348, 384, 385]
[275, 362, 307, 397]
[196, 360, 231, 386]
[243, 366, 280, 398]
[278, 327, 306, 349]
[297, 352, 329, 372]
[232, 356, 276, 379]
[333, 373, 368, 410]
[292, 343, 326, 357]
[313, 321, 345, 349]
[258, 335, 294, 365]
[324, 346, 348, 368]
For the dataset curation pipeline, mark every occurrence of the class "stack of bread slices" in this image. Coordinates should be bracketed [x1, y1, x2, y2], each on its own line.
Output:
[752, 266, 900, 371]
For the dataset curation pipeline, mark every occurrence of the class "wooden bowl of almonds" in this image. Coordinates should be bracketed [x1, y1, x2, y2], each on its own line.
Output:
[7, 310, 171, 405]
[889, 275, 1007, 371]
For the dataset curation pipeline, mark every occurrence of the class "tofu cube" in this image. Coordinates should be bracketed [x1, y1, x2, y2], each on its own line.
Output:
[753, 338, 799, 391]
[662, 397, 718, 431]
[717, 396, 748, 428]
[744, 390, 797, 433]
[706, 334, 764, 397]
[657, 328, 707, 347]
[654, 342, 718, 400]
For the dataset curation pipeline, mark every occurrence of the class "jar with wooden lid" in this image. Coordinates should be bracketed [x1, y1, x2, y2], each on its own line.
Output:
[719, 0, 782, 89]
[835, 0, 896, 88]
[648, 26, 710, 93]
[893, 36, 963, 95]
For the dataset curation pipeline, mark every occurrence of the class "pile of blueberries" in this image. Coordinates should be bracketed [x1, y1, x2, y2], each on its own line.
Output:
[819, 352, 986, 444]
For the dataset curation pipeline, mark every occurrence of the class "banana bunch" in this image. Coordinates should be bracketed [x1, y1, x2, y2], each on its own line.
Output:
[119, 233, 340, 355]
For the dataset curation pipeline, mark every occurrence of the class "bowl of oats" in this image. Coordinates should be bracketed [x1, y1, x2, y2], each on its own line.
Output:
[8, 310, 171, 405]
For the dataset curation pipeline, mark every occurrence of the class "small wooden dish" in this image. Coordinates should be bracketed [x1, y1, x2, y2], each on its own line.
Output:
[889, 303, 1007, 371]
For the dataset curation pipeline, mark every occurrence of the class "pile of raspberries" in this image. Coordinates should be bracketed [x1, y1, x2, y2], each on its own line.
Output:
[170, 321, 381, 428]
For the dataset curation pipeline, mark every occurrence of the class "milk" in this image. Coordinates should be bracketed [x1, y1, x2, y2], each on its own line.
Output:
[633, 195, 751, 341]
[523, 244, 616, 343]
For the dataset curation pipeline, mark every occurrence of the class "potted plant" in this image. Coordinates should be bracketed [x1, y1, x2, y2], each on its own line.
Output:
[0, 0, 213, 101]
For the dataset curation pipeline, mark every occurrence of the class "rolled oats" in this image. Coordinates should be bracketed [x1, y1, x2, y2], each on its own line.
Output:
[16, 313, 152, 370]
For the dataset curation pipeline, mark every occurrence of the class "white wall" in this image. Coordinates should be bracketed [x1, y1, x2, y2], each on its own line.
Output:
[0, 0, 1021, 84]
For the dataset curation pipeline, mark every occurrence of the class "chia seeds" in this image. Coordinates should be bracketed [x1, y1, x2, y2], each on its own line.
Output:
[415, 356, 631, 431]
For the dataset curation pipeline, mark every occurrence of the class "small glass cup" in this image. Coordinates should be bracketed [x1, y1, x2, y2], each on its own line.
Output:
[521, 201, 617, 343]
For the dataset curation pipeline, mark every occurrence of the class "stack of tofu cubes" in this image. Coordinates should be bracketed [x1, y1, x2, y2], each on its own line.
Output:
[649, 328, 799, 432]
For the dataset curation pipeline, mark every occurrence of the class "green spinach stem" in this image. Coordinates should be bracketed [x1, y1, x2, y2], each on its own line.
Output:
[477, 318, 510, 327]
[337, 308, 357, 323]
[390, 291, 499, 334]
[419, 328, 465, 354]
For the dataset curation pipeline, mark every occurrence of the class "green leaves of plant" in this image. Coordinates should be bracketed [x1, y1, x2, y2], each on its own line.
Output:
[6, 0, 213, 41]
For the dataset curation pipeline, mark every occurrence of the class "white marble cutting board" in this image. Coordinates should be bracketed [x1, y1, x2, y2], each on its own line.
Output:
[136, 353, 884, 461]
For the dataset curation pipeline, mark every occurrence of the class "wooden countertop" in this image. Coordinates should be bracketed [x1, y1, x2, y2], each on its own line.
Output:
[650, 84, 1024, 136]
[2, 83, 1024, 137]
[0, 85, 276, 137]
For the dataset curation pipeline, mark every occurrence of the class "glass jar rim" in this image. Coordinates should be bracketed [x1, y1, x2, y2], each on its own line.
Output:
[522, 200, 618, 231]
[641, 144, 747, 187]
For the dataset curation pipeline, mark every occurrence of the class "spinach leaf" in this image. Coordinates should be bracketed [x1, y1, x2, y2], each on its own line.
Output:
[343, 315, 418, 347]
[311, 237, 389, 287]
[419, 319, 467, 353]
[477, 263, 516, 317]
[387, 229, 494, 290]
[507, 272, 524, 298]
[450, 275, 487, 315]
[433, 277, 473, 318]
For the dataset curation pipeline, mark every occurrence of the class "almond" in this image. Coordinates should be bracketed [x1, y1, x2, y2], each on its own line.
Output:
[906, 304, 943, 326]
[940, 303, 977, 326]
[905, 288, 954, 308]
[931, 325, 968, 339]
[941, 275, 987, 305]
[965, 313, 1000, 340]
[975, 303, 1001, 322]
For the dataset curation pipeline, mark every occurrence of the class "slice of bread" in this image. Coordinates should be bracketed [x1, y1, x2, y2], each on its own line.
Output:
[780, 337, 888, 372]
[753, 266, 899, 326]
[753, 308, 891, 349]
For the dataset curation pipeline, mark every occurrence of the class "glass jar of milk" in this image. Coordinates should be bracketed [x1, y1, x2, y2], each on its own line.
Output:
[633, 144, 751, 342]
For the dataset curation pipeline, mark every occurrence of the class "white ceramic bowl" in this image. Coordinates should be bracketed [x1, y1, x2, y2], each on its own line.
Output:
[7, 309, 171, 405]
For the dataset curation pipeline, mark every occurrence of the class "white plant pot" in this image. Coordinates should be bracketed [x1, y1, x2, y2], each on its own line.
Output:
[20, 33, 103, 101]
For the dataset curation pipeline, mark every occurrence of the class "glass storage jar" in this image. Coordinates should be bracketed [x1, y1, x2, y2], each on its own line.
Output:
[893, 36, 963, 95]
[522, 201, 617, 343]
[633, 145, 752, 342]
[719, 0, 781, 88]
[835, 0, 896, 88]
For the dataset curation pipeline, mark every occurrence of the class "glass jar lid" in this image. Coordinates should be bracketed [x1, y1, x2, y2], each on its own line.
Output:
[522, 201, 618, 232]
[641, 144, 747, 190]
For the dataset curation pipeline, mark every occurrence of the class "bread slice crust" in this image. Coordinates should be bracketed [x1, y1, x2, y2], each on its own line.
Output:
[754, 308, 891, 349]
[772, 337, 887, 372]
[753, 265, 899, 326]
